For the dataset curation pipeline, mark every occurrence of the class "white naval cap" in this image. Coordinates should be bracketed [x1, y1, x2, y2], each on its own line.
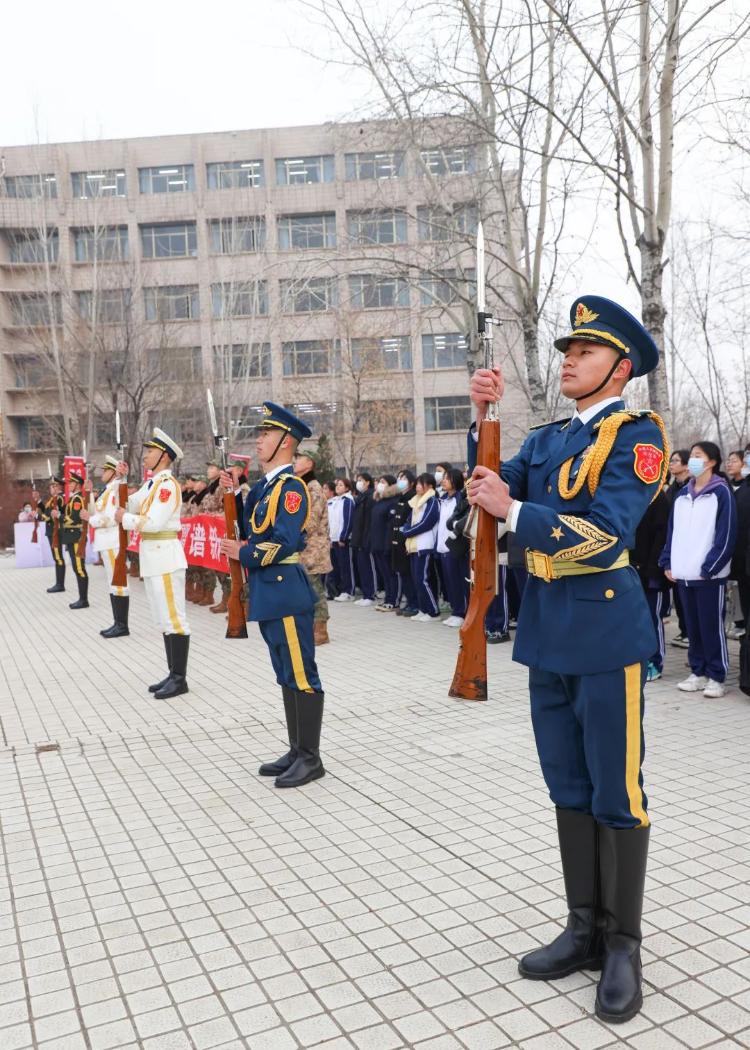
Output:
[143, 427, 184, 461]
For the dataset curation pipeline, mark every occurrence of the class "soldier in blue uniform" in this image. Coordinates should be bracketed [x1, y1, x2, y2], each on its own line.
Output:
[467, 296, 669, 1024]
[220, 402, 324, 789]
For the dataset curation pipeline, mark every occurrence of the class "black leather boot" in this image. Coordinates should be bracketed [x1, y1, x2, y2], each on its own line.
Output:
[101, 595, 130, 638]
[69, 576, 89, 609]
[259, 688, 298, 776]
[595, 824, 649, 1024]
[519, 808, 603, 979]
[47, 563, 65, 593]
[149, 635, 173, 693]
[275, 691, 325, 788]
[155, 634, 189, 699]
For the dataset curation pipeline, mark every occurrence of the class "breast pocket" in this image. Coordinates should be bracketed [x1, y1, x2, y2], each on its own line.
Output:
[573, 569, 639, 603]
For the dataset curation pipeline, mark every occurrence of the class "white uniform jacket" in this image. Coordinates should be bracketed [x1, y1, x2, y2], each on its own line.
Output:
[122, 469, 187, 578]
[89, 479, 122, 552]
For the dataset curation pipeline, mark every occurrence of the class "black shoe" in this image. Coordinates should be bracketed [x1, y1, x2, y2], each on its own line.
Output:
[275, 690, 325, 788]
[69, 598, 89, 609]
[486, 631, 511, 644]
[154, 635, 190, 699]
[671, 633, 689, 649]
[519, 809, 603, 980]
[595, 824, 649, 1024]
[101, 595, 130, 637]
[149, 634, 173, 693]
[259, 688, 298, 776]
[398, 607, 419, 618]
[47, 584, 65, 593]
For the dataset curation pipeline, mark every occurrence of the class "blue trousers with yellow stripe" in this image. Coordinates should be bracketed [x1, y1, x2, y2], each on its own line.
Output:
[529, 663, 648, 829]
[259, 612, 321, 692]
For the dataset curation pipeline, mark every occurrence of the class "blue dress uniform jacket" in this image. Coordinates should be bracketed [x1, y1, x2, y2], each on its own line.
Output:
[469, 400, 663, 674]
[238, 472, 317, 622]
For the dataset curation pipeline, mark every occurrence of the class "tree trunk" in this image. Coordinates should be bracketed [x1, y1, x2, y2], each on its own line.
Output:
[640, 238, 671, 428]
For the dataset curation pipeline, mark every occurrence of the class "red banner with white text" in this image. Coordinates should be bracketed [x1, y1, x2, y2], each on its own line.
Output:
[128, 514, 231, 572]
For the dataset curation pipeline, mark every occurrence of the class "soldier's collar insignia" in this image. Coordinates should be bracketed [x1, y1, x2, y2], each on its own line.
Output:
[574, 302, 599, 326]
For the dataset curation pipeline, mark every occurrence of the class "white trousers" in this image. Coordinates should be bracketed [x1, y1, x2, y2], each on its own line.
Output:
[102, 547, 130, 597]
[144, 570, 190, 635]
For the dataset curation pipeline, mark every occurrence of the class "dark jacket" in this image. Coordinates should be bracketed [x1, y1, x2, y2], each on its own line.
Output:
[370, 484, 399, 553]
[389, 485, 415, 573]
[632, 490, 670, 588]
[350, 487, 374, 549]
[731, 476, 750, 579]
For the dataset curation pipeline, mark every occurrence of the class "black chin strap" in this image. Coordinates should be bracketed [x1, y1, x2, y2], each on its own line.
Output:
[270, 430, 287, 462]
[576, 354, 625, 403]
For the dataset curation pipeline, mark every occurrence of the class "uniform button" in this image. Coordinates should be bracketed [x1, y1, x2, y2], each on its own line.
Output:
[604, 588, 615, 599]
[547, 485, 552, 493]
[277, 575, 283, 581]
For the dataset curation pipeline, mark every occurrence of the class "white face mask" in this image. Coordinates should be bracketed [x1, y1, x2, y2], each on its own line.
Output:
[396, 477, 408, 491]
[376, 481, 386, 494]
[434, 470, 444, 484]
[356, 480, 366, 493]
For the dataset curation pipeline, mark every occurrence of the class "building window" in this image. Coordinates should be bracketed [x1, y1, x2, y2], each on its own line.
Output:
[231, 404, 266, 433]
[155, 346, 204, 382]
[7, 229, 59, 264]
[417, 203, 478, 241]
[422, 333, 469, 369]
[420, 145, 477, 176]
[347, 210, 407, 245]
[275, 155, 335, 186]
[208, 217, 265, 254]
[76, 289, 131, 324]
[73, 226, 129, 263]
[280, 277, 337, 314]
[351, 336, 412, 372]
[144, 285, 200, 322]
[420, 269, 475, 306]
[213, 343, 271, 380]
[4, 174, 57, 199]
[211, 281, 268, 318]
[13, 415, 63, 451]
[345, 151, 404, 181]
[138, 165, 195, 194]
[8, 293, 62, 326]
[10, 356, 54, 389]
[159, 409, 203, 444]
[206, 160, 264, 189]
[277, 213, 337, 250]
[71, 170, 126, 198]
[425, 395, 472, 432]
[289, 401, 338, 434]
[282, 340, 333, 376]
[140, 222, 197, 259]
[348, 274, 409, 310]
[359, 399, 415, 433]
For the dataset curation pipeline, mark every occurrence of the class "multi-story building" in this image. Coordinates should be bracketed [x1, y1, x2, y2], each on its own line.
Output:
[0, 120, 527, 479]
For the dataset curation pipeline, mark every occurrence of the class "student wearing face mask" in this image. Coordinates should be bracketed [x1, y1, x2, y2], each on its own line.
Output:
[665, 449, 691, 648]
[391, 470, 419, 616]
[351, 473, 377, 606]
[660, 441, 737, 698]
[330, 478, 356, 601]
[437, 468, 469, 627]
[432, 463, 454, 603]
[401, 472, 440, 622]
[729, 445, 750, 635]
[370, 475, 401, 610]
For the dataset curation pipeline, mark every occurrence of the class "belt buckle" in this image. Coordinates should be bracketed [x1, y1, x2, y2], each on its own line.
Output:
[526, 549, 554, 582]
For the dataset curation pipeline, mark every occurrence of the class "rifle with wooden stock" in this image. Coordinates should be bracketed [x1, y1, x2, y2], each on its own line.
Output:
[31, 468, 39, 543]
[207, 388, 248, 639]
[112, 410, 130, 590]
[449, 222, 500, 702]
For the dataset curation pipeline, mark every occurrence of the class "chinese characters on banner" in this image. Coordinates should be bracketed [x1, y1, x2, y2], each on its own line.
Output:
[128, 514, 231, 572]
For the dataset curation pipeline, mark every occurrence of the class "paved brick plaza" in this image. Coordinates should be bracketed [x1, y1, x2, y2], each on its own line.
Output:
[1, 557, 749, 1049]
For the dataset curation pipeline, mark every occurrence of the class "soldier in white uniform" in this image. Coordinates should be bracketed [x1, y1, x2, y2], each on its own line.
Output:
[114, 427, 190, 699]
[82, 454, 130, 638]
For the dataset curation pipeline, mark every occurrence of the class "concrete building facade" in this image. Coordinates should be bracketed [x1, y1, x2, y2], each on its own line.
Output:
[0, 120, 527, 479]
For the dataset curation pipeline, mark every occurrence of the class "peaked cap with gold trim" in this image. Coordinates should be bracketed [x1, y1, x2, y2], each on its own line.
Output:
[257, 401, 312, 442]
[101, 454, 119, 471]
[143, 427, 183, 461]
[554, 295, 659, 378]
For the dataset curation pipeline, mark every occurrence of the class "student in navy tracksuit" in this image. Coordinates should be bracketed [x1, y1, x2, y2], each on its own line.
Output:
[437, 468, 469, 627]
[401, 473, 440, 621]
[330, 478, 355, 601]
[371, 476, 401, 610]
[351, 473, 377, 605]
[322, 480, 338, 598]
[660, 441, 737, 698]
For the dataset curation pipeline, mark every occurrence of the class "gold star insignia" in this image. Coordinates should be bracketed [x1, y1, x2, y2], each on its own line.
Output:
[551, 526, 564, 540]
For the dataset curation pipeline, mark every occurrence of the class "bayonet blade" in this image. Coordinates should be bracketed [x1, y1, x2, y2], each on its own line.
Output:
[476, 221, 486, 315]
[206, 388, 219, 438]
[115, 409, 121, 448]
[82, 439, 87, 463]
[47, 457, 52, 478]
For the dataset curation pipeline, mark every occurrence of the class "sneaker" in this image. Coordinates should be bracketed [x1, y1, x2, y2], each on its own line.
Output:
[703, 679, 726, 698]
[334, 593, 353, 602]
[671, 633, 690, 649]
[678, 673, 707, 692]
[509, 618, 518, 630]
[486, 631, 511, 644]
[412, 612, 432, 622]
[376, 603, 395, 612]
[355, 598, 374, 607]
[397, 607, 418, 617]
[727, 625, 746, 640]
[646, 662, 662, 682]
[443, 615, 464, 628]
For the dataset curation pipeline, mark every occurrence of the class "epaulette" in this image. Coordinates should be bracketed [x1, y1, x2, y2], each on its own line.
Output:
[530, 416, 572, 432]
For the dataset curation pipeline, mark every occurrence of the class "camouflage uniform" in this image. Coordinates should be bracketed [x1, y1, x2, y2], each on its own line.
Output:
[300, 477, 332, 624]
